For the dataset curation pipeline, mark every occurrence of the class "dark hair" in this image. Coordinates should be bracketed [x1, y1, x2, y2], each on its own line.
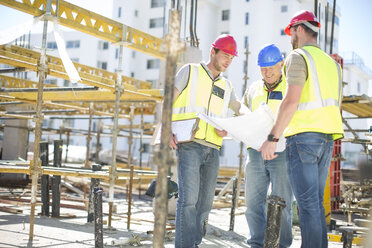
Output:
[297, 21, 318, 39]
[213, 48, 220, 54]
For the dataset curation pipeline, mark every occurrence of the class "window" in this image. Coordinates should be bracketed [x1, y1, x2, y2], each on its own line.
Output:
[66, 40, 80, 48]
[246, 0, 250, 2]
[45, 79, 57, 85]
[132, 51, 136, 58]
[357, 82, 361, 93]
[118, 7, 121, 18]
[142, 143, 150, 153]
[147, 59, 160, 69]
[47, 42, 57, 49]
[334, 15, 339, 26]
[147, 79, 156, 87]
[244, 36, 248, 48]
[134, 10, 138, 17]
[63, 79, 69, 86]
[97, 61, 108, 70]
[115, 48, 119, 59]
[71, 58, 79, 62]
[151, 0, 165, 8]
[222, 10, 230, 21]
[281, 29, 286, 36]
[98, 41, 109, 50]
[149, 17, 164, 28]
[281, 5, 288, 12]
[130, 72, 135, 77]
[245, 12, 249, 25]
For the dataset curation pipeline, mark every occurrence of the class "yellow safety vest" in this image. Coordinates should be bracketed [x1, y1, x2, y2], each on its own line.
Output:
[244, 77, 286, 149]
[172, 63, 232, 147]
[284, 46, 344, 140]
[245, 77, 287, 115]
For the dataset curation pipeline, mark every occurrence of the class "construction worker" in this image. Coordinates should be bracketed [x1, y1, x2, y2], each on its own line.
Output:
[242, 44, 293, 248]
[170, 34, 241, 248]
[259, 10, 344, 248]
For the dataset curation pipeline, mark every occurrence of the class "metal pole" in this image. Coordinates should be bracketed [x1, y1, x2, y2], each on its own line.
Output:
[126, 105, 135, 230]
[88, 164, 101, 222]
[85, 104, 93, 168]
[229, 178, 238, 231]
[40, 141, 49, 216]
[230, 44, 250, 231]
[314, 0, 318, 17]
[153, 9, 185, 248]
[324, 3, 329, 53]
[64, 131, 70, 163]
[329, 0, 337, 54]
[94, 187, 104, 248]
[108, 44, 124, 228]
[264, 195, 286, 248]
[29, 0, 52, 240]
[52, 139, 62, 217]
[138, 106, 144, 198]
[127, 164, 134, 230]
[341, 230, 353, 248]
[95, 119, 102, 163]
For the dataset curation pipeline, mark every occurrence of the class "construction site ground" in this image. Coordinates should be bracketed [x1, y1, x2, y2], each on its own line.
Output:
[0, 189, 363, 248]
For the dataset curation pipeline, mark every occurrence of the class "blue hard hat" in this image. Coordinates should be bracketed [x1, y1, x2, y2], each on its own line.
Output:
[257, 44, 283, 67]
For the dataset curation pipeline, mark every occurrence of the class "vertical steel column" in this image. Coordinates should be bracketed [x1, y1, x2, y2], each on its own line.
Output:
[341, 229, 353, 248]
[85, 104, 93, 168]
[40, 141, 49, 216]
[229, 44, 250, 231]
[52, 139, 62, 217]
[88, 164, 101, 222]
[29, 1, 52, 240]
[264, 195, 286, 248]
[126, 105, 135, 230]
[138, 106, 144, 198]
[95, 120, 102, 163]
[64, 131, 70, 163]
[229, 178, 238, 231]
[94, 187, 104, 248]
[108, 44, 124, 228]
[153, 9, 185, 248]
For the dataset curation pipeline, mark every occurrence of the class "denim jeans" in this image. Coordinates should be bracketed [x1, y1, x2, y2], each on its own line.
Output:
[244, 149, 293, 248]
[175, 142, 220, 248]
[286, 132, 334, 248]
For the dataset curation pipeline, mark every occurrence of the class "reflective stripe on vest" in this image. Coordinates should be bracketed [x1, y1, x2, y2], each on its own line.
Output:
[284, 46, 344, 140]
[295, 48, 342, 110]
[172, 64, 232, 146]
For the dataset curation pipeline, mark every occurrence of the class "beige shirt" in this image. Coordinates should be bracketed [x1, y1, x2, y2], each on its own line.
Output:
[285, 43, 320, 87]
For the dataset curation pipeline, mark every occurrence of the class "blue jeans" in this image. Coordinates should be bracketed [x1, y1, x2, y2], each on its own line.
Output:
[286, 132, 334, 248]
[245, 149, 293, 248]
[175, 142, 220, 248]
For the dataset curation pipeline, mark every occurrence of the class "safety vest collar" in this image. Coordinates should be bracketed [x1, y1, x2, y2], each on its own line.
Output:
[295, 47, 342, 111]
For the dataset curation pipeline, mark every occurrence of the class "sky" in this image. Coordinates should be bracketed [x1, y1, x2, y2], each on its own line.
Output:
[0, 0, 371, 77]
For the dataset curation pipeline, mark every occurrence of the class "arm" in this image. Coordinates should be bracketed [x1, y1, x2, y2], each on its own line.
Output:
[258, 84, 303, 160]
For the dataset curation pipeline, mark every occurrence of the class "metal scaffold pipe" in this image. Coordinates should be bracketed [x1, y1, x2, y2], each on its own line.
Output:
[29, 0, 53, 241]
[264, 195, 286, 248]
[153, 9, 185, 248]
[108, 44, 124, 228]
[127, 105, 135, 230]
[230, 43, 250, 231]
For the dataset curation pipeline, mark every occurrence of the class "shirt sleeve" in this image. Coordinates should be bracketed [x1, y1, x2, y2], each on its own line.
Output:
[229, 85, 237, 105]
[285, 51, 308, 87]
[174, 64, 190, 92]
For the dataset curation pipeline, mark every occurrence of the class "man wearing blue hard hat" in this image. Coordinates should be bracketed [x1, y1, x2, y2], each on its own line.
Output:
[242, 44, 293, 248]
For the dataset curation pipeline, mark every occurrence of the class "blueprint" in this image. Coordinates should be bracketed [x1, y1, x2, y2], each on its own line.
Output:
[197, 104, 286, 152]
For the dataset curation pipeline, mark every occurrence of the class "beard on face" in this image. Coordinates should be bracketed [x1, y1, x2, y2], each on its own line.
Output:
[291, 33, 299, 49]
[213, 59, 226, 72]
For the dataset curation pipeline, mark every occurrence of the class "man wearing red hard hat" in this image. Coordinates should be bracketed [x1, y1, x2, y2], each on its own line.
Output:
[259, 10, 344, 248]
[171, 34, 241, 247]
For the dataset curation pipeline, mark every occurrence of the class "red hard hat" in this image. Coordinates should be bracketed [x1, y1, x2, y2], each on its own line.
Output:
[212, 34, 238, 56]
[284, 10, 321, 36]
